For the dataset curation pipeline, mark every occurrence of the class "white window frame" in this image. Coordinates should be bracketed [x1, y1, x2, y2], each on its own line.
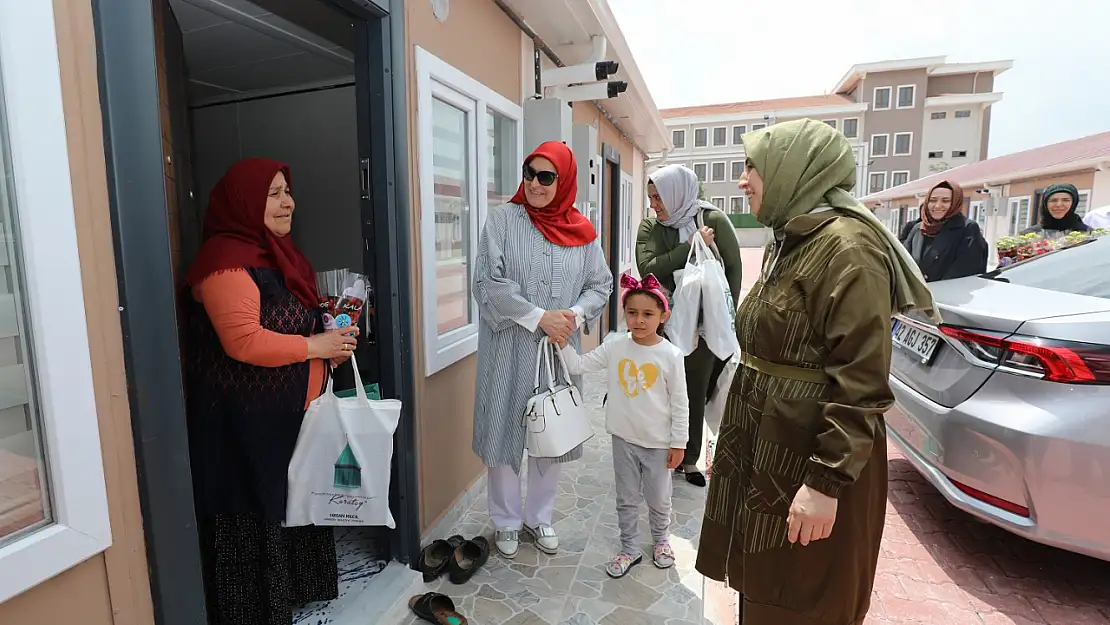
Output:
[890, 170, 910, 188]
[710, 161, 727, 182]
[890, 207, 901, 232]
[692, 162, 708, 182]
[1008, 196, 1032, 234]
[1077, 189, 1092, 217]
[873, 86, 892, 111]
[896, 84, 916, 109]
[671, 129, 686, 149]
[893, 132, 914, 156]
[868, 171, 888, 194]
[693, 128, 708, 148]
[729, 196, 748, 214]
[841, 117, 859, 139]
[751, 123, 766, 132]
[731, 125, 746, 145]
[710, 197, 726, 210]
[955, 109, 972, 119]
[0, 2, 111, 602]
[907, 205, 920, 223]
[822, 119, 837, 129]
[871, 133, 890, 157]
[620, 172, 635, 265]
[711, 126, 728, 147]
[729, 160, 744, 182]
[416, 47, 524, 376]
[969, 200, 986, 226]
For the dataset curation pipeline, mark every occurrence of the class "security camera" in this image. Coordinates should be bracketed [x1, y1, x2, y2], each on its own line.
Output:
[549, 81, 628, 103]
[541, 61, 621, 88]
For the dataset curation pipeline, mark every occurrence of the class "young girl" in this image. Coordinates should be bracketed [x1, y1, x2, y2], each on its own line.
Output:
[559, 273, 689, 578]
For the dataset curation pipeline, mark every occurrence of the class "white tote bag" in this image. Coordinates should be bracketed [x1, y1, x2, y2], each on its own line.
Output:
[523, 338, 594, 458]
[698, 234, 740, 360]
[285, 353, 401, 528]
[666, 237, 707, 356]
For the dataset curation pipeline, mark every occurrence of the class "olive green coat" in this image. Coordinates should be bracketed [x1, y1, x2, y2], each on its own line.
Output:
[696, 209, 895, 625]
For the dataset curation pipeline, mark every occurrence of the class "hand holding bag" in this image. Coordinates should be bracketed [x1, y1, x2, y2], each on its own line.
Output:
[285, 353, 402, 527]
[523, 338, 594, 458]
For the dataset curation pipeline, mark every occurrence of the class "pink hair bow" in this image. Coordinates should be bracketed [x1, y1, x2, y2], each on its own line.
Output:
[620, 273, 669, 312]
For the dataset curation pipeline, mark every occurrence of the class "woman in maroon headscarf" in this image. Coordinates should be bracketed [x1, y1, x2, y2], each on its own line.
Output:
[183, 158, 357, 625]
[472, 141, 613, 560]
[897, 179, 988, 281]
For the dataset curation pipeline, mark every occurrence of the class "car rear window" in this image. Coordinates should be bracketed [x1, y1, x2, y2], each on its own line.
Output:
[993, 237, 1110, 299]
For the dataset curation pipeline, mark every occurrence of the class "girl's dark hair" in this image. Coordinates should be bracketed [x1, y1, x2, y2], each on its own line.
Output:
[623, 286, 670, 336]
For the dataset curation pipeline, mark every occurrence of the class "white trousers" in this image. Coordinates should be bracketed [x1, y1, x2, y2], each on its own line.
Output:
[487, 457, 562, 530]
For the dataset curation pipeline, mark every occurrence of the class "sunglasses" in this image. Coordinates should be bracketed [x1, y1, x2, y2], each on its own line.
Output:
[522, 164, 559, 187]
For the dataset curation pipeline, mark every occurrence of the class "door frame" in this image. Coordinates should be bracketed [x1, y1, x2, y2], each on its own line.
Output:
[601, 143, 622, 331]
[92, 2, 416, 624]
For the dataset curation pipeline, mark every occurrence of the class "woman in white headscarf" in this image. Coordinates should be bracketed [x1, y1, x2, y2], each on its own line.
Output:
[635, 164, 743, 486]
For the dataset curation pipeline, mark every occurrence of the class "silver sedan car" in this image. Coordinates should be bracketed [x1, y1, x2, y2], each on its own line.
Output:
[886, 235, 1110, 561]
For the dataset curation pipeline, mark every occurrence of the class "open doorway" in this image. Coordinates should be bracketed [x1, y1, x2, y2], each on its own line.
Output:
[155, 0, 415, 619]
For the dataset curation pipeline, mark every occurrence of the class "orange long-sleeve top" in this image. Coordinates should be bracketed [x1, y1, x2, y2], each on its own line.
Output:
[193, 269, 326, 409]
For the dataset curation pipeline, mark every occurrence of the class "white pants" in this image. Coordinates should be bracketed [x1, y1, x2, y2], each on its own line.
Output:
[487, 457, 562, 530]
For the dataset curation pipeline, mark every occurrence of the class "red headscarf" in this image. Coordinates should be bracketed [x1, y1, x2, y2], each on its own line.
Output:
[185, 158, 319, 309]
[920, 180, 966, 237]
[510, 141, 597, 247]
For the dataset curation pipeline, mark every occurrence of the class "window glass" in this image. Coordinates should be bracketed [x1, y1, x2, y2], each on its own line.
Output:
[729, 196, 747, 214]
[693, 163, 707, 182]
[824, 120, 837, 129]
[872, 135, 889, 156]
[842, 118, 858, 138]
[732, 126, 745, 144]
[894, 133, 912, 155]
[751, 123, 766, 131]
[710, 197, 725, 210]
[955, 110, 972, 118]
[712, 127, 727, 146]
[995, 237, 1110, 299]
[869, 173, 886, 193]
[711, 162, 726, 182]
[0, 73, 51, 545]
[891, 172, 909, 187]
[730, 161, 743, 181]
[694, 128, 708, 147]
[432, 98, 471, 336]
[874, 88, 891, 108]
[931, 112, 947, 120]
[672, 130, 685, 149]
[486, 110, 516, 210]
[897, 86, 914, 107]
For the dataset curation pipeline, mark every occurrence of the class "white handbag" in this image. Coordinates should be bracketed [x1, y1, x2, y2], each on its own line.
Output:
[522, 338, 594, 458]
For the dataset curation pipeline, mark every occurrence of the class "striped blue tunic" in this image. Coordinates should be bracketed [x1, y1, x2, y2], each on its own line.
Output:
[472, 203, 613, 472]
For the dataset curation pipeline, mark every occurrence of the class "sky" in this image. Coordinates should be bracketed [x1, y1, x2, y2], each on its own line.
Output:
[608, 0, 1110, 158]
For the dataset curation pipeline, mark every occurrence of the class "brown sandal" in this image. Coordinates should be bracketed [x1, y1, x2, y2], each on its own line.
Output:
[408, 592, 467, 625]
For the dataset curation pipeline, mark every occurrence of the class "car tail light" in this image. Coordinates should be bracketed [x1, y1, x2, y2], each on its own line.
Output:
[939, 325, 1110, 384]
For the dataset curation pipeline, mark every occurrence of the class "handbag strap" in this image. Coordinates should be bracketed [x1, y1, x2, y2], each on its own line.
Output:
[532, 338, 546, 392]
[550, 341, 574, 387]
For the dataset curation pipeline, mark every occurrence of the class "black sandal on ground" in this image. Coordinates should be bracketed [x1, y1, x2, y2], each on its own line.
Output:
[447, 536, 490, 585]
[408, 592, 468, 625]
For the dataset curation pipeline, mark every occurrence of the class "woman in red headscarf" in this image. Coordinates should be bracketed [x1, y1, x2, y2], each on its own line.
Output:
[469, 141, 613, 561]
[183, 158, 357, 625]
[897, 179, 988, 281]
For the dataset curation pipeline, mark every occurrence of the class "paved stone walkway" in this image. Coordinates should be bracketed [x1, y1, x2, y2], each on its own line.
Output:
[397, 371, 712, 625]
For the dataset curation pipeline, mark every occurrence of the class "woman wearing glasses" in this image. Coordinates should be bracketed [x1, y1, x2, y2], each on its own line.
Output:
[472, 141, 613, 559]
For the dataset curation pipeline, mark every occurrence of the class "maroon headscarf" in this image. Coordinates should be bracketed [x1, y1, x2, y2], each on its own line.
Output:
[920, 180, 966, 237]
[510, 141, 597, 247]
[185, 158, 319, 309]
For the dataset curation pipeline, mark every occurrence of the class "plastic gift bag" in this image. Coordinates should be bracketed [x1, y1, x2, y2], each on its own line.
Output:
[285, 353, 401, 527]
[698, 235, 740, 360]
[704, 351, 739, 436]
[666, 237, 708, 355]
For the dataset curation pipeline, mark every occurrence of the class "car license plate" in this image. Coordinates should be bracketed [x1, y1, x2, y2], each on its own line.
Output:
[892, 319, 939, 364]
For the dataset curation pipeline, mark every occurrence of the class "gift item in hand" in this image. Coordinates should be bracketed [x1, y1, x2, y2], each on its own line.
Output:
[317, 269, 373, 331]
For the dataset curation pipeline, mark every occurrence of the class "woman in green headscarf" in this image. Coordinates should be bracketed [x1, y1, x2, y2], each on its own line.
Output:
[696, 119, 937, 625]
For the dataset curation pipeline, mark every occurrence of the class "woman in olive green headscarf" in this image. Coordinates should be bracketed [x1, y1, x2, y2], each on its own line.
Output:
[696, 119, 936, 625]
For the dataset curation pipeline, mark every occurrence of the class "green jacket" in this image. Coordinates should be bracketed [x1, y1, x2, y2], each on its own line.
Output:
[635, 209, 744, 305]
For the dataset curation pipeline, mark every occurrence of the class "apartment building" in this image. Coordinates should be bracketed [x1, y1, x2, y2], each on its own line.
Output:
[657, 56, 1012, 212]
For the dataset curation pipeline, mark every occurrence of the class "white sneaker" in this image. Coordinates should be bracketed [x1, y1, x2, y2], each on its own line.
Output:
[523, 523, 559, 554]
[494, 528, 519, 558]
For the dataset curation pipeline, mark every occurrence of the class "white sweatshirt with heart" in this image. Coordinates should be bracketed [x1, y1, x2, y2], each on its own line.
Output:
[560, 333, 689, 450]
